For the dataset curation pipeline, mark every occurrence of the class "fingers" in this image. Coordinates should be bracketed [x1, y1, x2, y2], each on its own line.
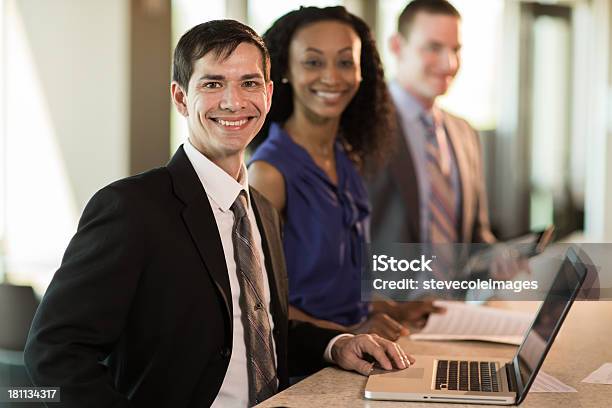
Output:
[395, 341, 416, 366]
[355, 359, 375, 376]
[412, 318, 427, 328]
[499, 258, 512, 279]
[370, 316, 399, 341]
[396, 300, 444, 324]
[419, 300, 445, 315]
[519, 259, 532, 275]
[370, 326, 400, 341]
[392, 341, 414, 369]
[360, 334, 414, 371]
[333, 334, 416, 376]
[361, 335, 393, 370]
[429, 302, 446, 314]
[366, 313, 409, 341]
[374, 335, 415, 370]
[384, 340, 406, 369]
[380, 313, 410, 337]
[491, 249, 527, 280]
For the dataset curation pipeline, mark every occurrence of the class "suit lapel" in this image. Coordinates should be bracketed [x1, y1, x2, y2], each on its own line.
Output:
[167, 146, 233, 325]
[391, 119, 421, 241]
[442, 112, 473, 243]
[250, 190, 288, 319]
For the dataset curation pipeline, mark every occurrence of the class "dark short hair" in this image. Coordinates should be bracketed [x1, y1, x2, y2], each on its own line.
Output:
[251, 6, 395, 171]
[172, 19, 270, 92]
[397, 0, 461, 38]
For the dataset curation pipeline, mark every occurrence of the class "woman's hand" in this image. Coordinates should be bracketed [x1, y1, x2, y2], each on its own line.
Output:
[350, 313, 410, 341]
[371, 298, 445, 328]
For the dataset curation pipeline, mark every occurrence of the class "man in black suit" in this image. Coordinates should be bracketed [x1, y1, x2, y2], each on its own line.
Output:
[24, 20, 412, 408]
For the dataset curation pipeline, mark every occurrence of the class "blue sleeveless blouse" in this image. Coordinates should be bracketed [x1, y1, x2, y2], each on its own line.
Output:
[249, 123, 370, 326]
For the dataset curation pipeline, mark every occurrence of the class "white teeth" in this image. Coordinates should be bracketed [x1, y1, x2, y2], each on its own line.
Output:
[315, 91, 342, 100]
[216, 118, 248, 127]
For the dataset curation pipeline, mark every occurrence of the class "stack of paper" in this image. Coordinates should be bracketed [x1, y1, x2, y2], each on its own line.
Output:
[582, 363, 612, 384]
[410, 301, 535, 345]
[531, 371, 576, 392]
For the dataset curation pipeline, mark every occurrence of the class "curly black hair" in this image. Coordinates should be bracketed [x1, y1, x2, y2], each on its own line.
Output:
[250, 6, 395, 171]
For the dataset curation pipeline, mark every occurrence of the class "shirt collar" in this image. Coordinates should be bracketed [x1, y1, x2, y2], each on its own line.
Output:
[390, 81, 447, 128]
[389, 80, 433, 123]
[183, 139, 250, 212]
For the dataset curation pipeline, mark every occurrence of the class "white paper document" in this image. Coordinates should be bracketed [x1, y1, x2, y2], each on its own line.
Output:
[581, 363, 612, 384]
[410, 301, 535, 345]
[530, 370, 577, 393]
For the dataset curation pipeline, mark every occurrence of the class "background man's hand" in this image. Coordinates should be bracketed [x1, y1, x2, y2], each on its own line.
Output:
[350, 313, 410, 340]
[489, 248, 531, 280]
[330, 334, 415, 376]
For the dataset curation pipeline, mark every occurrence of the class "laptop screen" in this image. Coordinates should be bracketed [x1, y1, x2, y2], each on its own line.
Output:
[514, 248, 586, 402]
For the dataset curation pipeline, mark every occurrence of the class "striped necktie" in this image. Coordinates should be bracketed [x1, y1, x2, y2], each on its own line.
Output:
[230, 192, 278, 406]
[420, 112, 458, 244]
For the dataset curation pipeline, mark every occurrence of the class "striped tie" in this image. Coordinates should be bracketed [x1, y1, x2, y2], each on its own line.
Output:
[230, 192, 278, 406]
[421, 112, 458, 244]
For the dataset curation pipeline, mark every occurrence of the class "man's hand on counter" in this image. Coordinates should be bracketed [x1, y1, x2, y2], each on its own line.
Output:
[330, 334, 416, 376]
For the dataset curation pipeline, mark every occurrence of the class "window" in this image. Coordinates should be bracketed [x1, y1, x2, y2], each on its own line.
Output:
[0, 1, 129, 292]
[1, 0, 79, 290]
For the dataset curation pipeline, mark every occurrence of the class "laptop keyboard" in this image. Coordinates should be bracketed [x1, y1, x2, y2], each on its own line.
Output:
[434, 360, 500, 392]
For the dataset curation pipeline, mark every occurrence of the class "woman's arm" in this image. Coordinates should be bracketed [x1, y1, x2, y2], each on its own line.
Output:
[290, 304, 409, 341]
[248, 161, 286, 212]
[289, 305, 349, 332]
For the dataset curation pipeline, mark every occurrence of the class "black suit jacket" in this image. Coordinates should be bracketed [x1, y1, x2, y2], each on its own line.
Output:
[24, 147, 340, 407]
[368, 110, 495, 244]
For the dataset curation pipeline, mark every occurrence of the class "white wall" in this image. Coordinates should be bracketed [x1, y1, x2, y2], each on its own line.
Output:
[3, 0, 129, 290]
[14, 0, 129, 208]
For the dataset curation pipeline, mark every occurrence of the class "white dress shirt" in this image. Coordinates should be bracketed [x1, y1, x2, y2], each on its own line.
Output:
[183, 141, 349, 407]
[184, 140, 275, 407]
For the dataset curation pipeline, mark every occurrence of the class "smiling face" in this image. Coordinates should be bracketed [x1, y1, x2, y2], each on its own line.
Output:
[287, 20, 362, 122]
[392, 12, 461, 107]
[171, 42, 272, 166]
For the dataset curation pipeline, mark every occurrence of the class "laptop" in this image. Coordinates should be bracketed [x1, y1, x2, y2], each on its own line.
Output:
[365, 247, 587, 405]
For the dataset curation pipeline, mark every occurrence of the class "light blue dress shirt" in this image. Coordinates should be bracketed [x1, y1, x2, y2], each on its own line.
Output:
[389, 81, 462, 242]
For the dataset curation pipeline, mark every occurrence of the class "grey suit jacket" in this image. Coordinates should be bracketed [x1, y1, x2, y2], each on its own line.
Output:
[368, 109, 495, 244]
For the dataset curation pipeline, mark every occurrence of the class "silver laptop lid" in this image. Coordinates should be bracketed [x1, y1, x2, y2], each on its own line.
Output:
[512, 247, 587, 404]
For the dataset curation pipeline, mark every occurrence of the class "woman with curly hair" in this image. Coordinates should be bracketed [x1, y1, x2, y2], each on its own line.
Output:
[249, 6, 407, 340]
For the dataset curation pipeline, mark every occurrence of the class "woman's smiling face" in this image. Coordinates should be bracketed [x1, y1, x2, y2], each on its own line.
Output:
[287, 20, 362, 122]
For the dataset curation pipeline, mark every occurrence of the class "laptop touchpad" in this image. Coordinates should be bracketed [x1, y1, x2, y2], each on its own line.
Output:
[371, 368, 425, 379]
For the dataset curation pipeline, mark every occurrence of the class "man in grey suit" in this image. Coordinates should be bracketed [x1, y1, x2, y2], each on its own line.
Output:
[368, 0, 496, 322]
[369, 0, 495, 246]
